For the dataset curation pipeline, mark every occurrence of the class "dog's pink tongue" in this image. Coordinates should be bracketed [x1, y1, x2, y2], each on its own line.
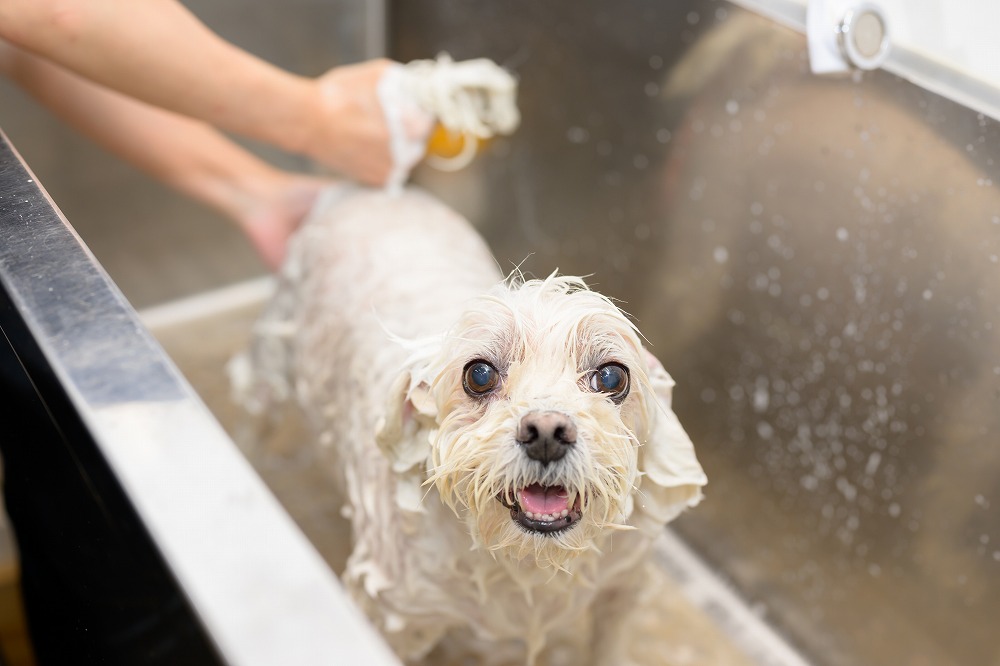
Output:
[518, 484, 570, 515]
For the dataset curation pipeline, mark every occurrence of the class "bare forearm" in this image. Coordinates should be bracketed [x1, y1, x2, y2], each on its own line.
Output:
[0, 0, 316, 154]
[1, 41, 285, 223]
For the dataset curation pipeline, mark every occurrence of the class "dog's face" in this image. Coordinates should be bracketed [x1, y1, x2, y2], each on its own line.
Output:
[378, 276, 706, 569]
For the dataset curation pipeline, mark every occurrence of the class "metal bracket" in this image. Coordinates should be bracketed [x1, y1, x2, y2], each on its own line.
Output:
[838, 4, 890, 70]
[807, 0, 890, 74]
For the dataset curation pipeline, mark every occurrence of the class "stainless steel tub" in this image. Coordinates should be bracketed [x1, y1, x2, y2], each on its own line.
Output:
[393, 2, 1000, 664]
[2, 0, 997, 663]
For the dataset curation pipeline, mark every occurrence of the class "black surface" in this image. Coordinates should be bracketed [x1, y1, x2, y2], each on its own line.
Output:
[0, 288, 221, 665]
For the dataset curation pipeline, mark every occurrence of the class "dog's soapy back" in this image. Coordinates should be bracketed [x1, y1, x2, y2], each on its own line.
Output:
[377, 54, 520, 195]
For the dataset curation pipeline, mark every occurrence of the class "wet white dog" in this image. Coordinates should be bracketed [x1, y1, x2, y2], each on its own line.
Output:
[237, 186, 707, 665]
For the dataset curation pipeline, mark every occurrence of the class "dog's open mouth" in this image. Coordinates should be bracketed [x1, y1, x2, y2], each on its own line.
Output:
[498, 484, 582, 535]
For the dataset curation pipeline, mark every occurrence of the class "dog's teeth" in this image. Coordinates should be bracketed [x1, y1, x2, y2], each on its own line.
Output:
[520, 509, 575, 523]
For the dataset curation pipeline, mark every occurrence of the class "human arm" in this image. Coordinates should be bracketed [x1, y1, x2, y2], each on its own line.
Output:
[0, 40, 328, 268]
[0, 0, 396, 185]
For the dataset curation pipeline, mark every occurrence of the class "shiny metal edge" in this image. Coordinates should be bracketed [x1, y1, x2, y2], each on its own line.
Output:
[0, 131, 399, 665]
[729, 0, 1000, 122]
[656, 530, 814, 666]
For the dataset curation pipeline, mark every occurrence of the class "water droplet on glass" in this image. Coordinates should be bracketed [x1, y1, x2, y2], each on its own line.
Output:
[689, 178, 707, 201]
[865, 452, 882, 476]
[753, 384, 770, 412]
[566, 126, 589, 144]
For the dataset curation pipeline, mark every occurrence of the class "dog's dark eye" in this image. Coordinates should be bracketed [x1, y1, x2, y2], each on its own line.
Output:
[589, 363, 630, 403]
[463, 360, 500, 396]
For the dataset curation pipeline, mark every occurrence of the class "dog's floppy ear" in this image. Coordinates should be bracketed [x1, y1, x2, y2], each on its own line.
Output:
[375, 370, 437, 511]
[633, 349, 707, 529]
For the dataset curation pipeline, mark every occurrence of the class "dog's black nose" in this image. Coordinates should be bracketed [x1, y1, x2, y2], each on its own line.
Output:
[517, 411, 577, 464]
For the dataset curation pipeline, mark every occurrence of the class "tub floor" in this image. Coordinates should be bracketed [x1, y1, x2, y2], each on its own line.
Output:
[0, 280, 790, 666]
[144, 282, 779, 666]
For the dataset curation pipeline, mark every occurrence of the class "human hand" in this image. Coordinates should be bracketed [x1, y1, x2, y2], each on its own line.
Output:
[235, 173, 332, 270]
[301, 58, 431, 187]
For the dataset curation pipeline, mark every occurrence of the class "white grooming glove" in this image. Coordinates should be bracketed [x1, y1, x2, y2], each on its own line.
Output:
[377, 53, 520, 195]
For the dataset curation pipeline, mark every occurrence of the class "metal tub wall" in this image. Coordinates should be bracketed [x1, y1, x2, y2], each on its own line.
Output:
[392, 2, 1000, 665]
